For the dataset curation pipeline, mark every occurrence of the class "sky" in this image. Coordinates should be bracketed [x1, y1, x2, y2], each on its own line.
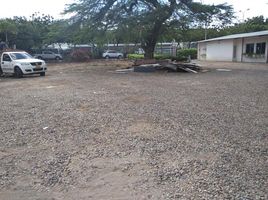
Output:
[0, 0, 267, 21]
[201, 0, 268, 21]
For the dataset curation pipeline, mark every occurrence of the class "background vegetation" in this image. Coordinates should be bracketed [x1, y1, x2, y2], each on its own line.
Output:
[0, 2, 267, 59]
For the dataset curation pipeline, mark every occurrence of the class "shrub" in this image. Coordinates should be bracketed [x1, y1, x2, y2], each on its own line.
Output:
[127, 49, 197, 61]
[127, 53, 188, 61]
[154, 54, 187, 61]
[177, 48, 197, 59]
[127, 54, 144, 59]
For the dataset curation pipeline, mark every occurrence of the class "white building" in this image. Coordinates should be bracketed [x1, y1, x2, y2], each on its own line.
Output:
[198, 30, 268, 63]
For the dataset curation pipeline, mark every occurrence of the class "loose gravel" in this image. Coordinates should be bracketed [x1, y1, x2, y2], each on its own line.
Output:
[0, 61, 267, 200]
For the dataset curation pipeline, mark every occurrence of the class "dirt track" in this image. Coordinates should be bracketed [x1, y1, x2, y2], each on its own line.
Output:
[0, 60, 267, 199]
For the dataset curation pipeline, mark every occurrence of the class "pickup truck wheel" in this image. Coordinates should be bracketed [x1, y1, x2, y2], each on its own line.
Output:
[14, 67, 23, 78]
[40, 72, 45, 76]
[118, 55, 123, 59]
[105, 55, 109, 59]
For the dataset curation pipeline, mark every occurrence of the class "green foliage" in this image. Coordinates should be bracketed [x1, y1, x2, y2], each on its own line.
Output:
[29, 13, 54, 48]
[65, 0, 234, 58]
[12, 17, 38, 50]
[217, 17, 268, 38]
[127, 54, 144, 59]
[177, 15, 268, 42]
[1, 8, 266, 57]
[154, 54, 187, 61]
[0, 13, 59, 51]
[177, 48, 197, 59]
[0, 19, 17, 45]
[127, 53, 187, 61]
[246, 16, 268, 25]
[0, 14, 71, 51]
[44, 20, 71, 45]
[190, 3, 234, 27]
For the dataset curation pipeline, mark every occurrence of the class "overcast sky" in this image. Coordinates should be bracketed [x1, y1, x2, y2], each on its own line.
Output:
[0, 0, 267, 21]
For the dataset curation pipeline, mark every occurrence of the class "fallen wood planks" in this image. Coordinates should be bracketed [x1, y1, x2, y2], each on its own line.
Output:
[132, 59, 201, 73]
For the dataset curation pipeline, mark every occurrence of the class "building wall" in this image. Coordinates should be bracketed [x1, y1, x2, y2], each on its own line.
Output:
[198, 35, 268, 63]
[242, 36, 268, 63]
[198, 42, 207, 61]
[206, 39, 233, 61]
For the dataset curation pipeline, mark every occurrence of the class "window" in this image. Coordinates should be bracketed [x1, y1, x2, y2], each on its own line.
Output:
[246, 43, 254, 54]
[10, 53, 32, 60]
[256, 42, 266, 54]
[3, 54, 11, 61]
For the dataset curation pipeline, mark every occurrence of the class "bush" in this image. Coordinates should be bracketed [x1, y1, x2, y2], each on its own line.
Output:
[127, 53, 188, 61]
[127, 54, 144, 59]
[154, 54, 187, 61]
[70, 49, 91, 62]
[177, 48, 197, 59]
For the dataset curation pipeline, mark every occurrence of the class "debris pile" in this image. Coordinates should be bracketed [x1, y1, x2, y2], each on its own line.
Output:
[133, 59, 201, 73]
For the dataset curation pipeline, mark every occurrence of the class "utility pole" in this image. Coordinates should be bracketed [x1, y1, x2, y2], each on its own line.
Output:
[239, 8, 250, 22]
[200, 0, 207, 40]
[204, 20, 208, 40]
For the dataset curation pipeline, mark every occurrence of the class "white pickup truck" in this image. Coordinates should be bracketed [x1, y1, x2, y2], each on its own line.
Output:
[0, 51, 47, 78]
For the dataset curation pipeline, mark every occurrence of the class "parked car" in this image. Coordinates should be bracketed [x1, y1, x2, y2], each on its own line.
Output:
[0, 51, 47, 78]
[34, 51, 62, 60]
[135, 48, 145, 54]
[102, 50, 123, 59]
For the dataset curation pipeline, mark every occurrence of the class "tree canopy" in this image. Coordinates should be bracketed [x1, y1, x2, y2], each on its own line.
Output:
[0, 19, 17, 45]
[0, 8, 267, 57]
[65, 0, 234, 58]
[0, 14, 70, 51]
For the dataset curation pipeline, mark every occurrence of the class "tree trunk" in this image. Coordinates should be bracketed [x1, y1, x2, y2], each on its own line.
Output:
[5, 31, 8, 45]
[142, 36, 157, 59]
[143, 45, 155, 59]
[141, 3, 176, 59]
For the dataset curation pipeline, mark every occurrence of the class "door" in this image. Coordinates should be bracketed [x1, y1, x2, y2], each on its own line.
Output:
[1, 54, 13, 73]
[44, 51, 54, 59]
[232, 45, 237, 62]
[109, 50, 117, 58]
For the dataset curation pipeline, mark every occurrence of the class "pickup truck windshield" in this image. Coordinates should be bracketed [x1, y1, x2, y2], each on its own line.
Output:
[10, 53, 33, 60]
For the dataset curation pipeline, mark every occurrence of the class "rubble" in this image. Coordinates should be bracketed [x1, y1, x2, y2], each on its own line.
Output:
[133, 59, 201, 73]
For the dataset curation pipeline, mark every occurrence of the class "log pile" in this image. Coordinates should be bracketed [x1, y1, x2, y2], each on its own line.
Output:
[133, 59, 201, 73]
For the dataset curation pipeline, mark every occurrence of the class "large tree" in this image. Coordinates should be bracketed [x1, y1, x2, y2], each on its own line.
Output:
[0, 19, 17, 46]
[44, 20, 72, 48]
[65, 0, 234, 58]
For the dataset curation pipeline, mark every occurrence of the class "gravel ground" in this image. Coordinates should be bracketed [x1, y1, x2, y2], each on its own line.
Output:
[0, 60, 267, 200]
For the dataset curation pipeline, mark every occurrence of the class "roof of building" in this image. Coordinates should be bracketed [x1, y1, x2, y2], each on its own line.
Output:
[199, 30, 268, 43]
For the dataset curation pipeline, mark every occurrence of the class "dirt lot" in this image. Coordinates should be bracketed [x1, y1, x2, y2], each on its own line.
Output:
[0, 60, 267, 199]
